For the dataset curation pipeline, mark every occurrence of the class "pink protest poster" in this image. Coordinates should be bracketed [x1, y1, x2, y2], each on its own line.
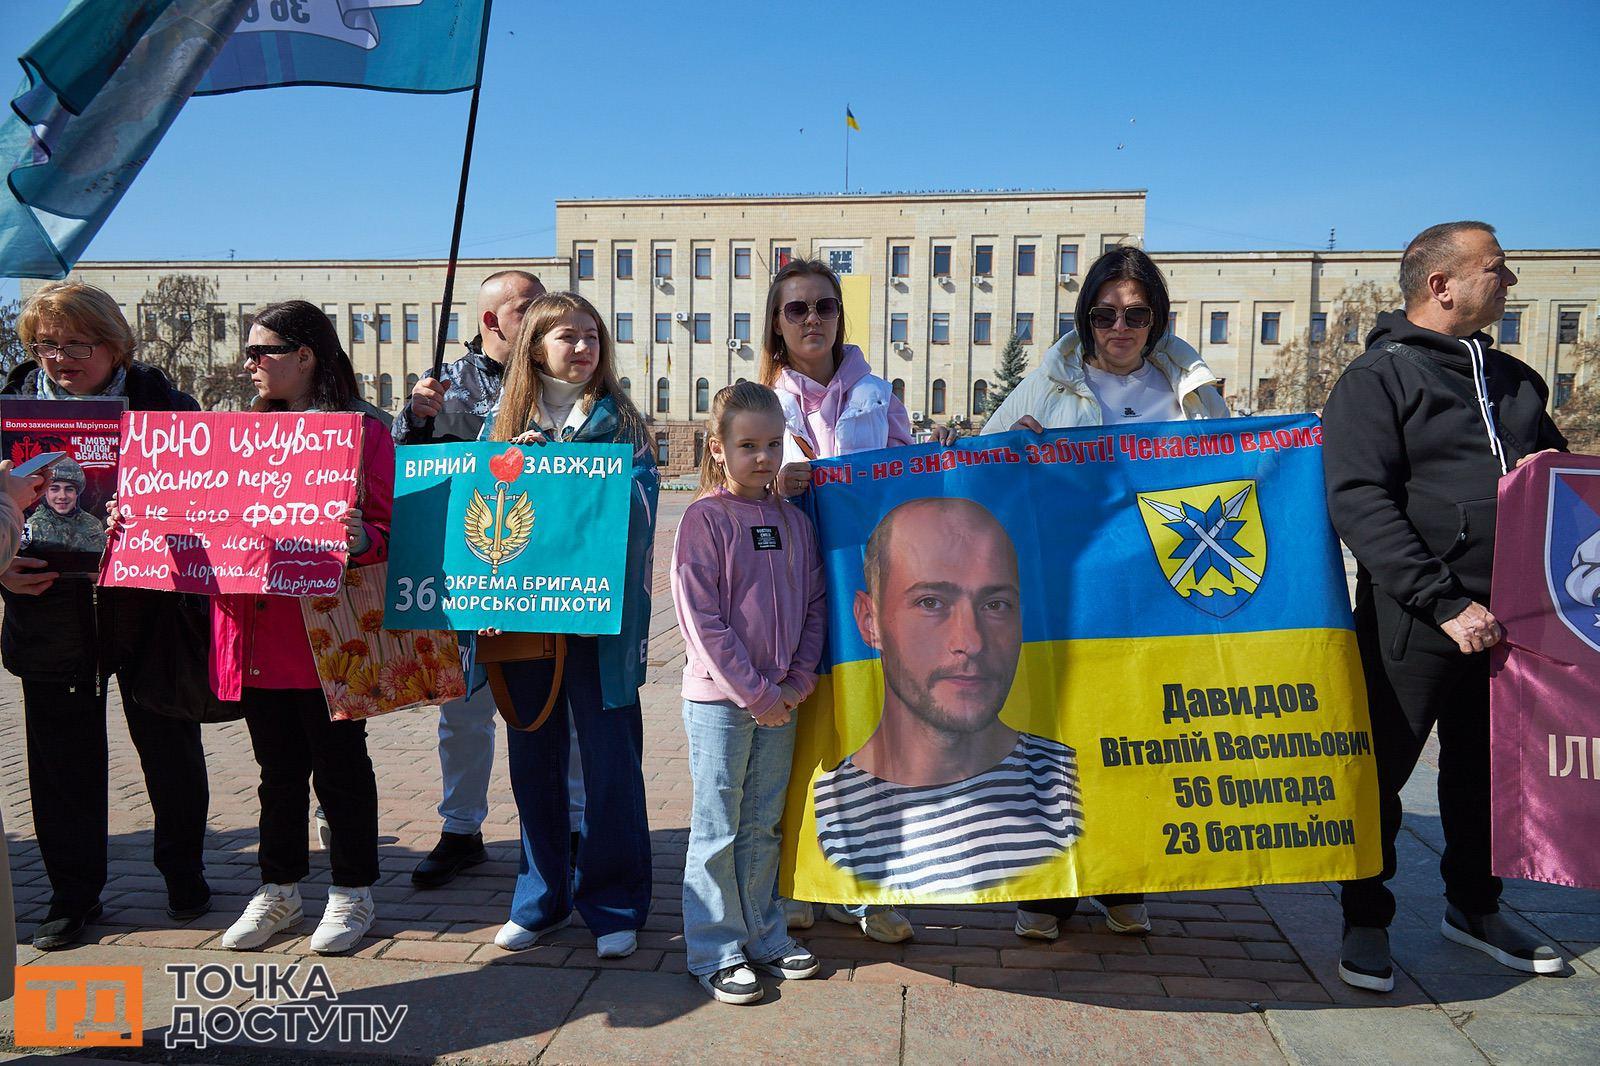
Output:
[102, 411, 364, 596]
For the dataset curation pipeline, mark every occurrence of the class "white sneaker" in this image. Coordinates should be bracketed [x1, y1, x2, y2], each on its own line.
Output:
[310, 886, 375, 955]
[221, 883, 303, 950]
[595, 930, 637, 959]
[1092, 898, 1152, 934]
[783, 898, 815, 930]
[495, 914, 572, 951]
[1013, 907, 1060, 941]
[824, 904, 914, 943]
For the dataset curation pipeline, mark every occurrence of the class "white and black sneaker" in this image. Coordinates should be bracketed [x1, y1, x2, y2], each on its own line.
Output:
[1441, 905, 1564, 974]
[754, 948, 820, 980]
[698, 964, 763, 1005]
[1337, 924, 1394, 992]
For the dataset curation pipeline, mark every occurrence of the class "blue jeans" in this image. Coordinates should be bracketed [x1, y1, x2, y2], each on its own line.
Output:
[436, 680, 498, 835]
[681, 698, 799, 976]
[503, 638, 651, 937]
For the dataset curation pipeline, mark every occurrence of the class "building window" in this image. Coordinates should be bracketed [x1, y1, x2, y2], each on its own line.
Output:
[376, 313, 391, 343]
[828, 249, 854, 275]
[733, 313, 751, 341]
[931, 313, 950, 344]
[616, 247, 633, 279]
[656, 377, 670, 414]
[1017, 244, 1036, 276]
[405, 373, 419, 398]
[694, 247, 712, 279]
[212, 311, 227, 342]
[773, 246, 792, 271]
[1015, 313, 1034, 343]
[620, 376, 633, 397]
[655, 432, 670, 465]
[577, 248, 595, 280]
[379, 373, 394, 409]
[1500, 311, 1521, 345]
[1168, 311, 1182, 338]
[973, 313, 992, 344]
[694, 431, 706, 467]
[1257, 378, 1277, 409]
[351, 313, 366, 343]
[324, 309, 336, 335]
[974, 245, 993, 276]
[405, 312, 419, 343]
[1059, 243, 1079, 276]
[1343, 314, 1360, 344]
[734, 247, 751, 278]
[891, 314, 909, 343]
[973, 379, 989, 412]
[695, 377, 710, 413]
[891, 377, 905, 401]
[891, 245, 910, 277]
[1057, 313, 1074, 339]
[1210, 311, 1229, 344]
[445, 313, 460, 341]
[1558, 310, 1581, 344]
[615, 313, 633, 343]
[1260, 311, 1281, 344]
[654, 248, 672, 278]
[1310, 313, 1326, 343]
[693, 313, 711, 343]
[932, 245, 951, 276]
[931, 378, 946, 415]
[655, 314, 672, 343]
[1556, 373, 1575, 408]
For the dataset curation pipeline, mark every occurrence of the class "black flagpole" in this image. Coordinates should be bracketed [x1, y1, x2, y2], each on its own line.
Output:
[429, 0, 495, 386]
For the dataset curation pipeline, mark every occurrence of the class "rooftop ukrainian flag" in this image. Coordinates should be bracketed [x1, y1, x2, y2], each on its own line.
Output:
[781, 415, 1381, 904]
[2, 0, 489, 279]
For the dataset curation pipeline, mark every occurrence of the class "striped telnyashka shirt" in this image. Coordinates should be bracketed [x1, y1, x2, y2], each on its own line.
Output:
[812, 732, 1083, 895]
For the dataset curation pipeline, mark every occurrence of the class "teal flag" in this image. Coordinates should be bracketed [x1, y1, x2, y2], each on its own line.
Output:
[2, 0, 488, 279]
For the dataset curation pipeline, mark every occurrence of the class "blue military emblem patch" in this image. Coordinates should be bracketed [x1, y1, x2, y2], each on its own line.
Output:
[1137, 480, 1266, 619]
[1545, 467, 1600, 654]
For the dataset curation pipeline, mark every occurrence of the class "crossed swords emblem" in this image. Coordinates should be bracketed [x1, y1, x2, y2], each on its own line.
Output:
[1143, 485, 1262, 590]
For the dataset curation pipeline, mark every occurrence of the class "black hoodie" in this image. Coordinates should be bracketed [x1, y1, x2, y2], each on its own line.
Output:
[1321, 310, 1566, 629]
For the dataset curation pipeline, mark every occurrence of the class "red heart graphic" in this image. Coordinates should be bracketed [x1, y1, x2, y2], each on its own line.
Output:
[489, 447, 523, 484]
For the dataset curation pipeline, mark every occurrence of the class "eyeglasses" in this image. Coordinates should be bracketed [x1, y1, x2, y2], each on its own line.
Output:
[780, 298, 842, 325]
[1088, 305, 1154, 331]
[28, 341, 97, 361]
[242, 343, 301, 366]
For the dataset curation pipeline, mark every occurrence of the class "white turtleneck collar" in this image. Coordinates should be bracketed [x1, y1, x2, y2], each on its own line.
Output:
[537, 372, 588, 436]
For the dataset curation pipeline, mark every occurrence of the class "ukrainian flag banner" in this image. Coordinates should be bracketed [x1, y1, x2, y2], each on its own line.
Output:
[782, 414, 1380, 904]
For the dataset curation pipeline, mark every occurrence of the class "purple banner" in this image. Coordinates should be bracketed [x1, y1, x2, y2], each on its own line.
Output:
[1490, 451, 1600, 890]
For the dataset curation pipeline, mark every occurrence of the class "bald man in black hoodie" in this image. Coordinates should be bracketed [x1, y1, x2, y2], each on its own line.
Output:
[1322, 221, 1568, 992]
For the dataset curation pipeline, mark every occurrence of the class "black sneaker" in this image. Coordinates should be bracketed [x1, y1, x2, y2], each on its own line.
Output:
[411, 831, 489, 888]
[1337, 924, 1394, 992]
[697, 964, 763, 1005]
[1441, 904, 1564, 974]
[33, 902, 104, 951]
[166, 878, 213, 921]
[754, 948, 820, 980]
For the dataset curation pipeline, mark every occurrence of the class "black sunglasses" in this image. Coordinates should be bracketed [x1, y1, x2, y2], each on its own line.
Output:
[242, 343, 301, 366]
[28, 341, 96, 361]
[1088, 305, 1154, 331]
[780, 297, 842, 325]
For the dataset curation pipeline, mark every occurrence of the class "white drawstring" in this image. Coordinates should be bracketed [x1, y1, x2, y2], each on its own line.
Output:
[1464, 338, 1508, 475]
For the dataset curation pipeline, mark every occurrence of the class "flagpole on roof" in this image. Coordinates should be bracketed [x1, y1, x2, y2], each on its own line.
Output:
[430, 0, 496, 386]
[844, 104, 850, 192]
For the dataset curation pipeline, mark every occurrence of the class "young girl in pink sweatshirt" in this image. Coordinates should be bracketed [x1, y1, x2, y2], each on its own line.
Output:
[671, 381, 828, 1004]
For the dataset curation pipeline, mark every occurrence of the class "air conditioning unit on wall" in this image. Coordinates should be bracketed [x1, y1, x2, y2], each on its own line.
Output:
[726, 337, 742, 350]
[674, 312, 690, 323]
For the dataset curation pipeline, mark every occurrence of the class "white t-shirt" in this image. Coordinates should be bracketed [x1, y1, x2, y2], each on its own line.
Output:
[1084, 359, 1183, 424]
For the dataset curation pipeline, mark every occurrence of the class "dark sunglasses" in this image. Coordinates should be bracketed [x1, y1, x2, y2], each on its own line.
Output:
[242, 343, 301, 366]
[1088, 305, 1154, 331]
[28, 341, 96, 361]
[780, 297, 842, 325]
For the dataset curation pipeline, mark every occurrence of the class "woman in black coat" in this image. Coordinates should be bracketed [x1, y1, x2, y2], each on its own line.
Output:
[2, 281, 212, 950]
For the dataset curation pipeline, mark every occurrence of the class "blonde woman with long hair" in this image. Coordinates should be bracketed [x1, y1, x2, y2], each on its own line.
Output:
[478, 292, 659, 960]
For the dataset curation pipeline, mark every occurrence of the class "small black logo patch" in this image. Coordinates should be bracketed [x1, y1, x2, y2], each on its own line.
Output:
[751, 525, 782, 551]
[1123, 406, 1137, 417]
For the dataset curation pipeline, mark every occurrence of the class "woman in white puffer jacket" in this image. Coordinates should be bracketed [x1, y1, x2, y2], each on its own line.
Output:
[983, 245, 1229, 944]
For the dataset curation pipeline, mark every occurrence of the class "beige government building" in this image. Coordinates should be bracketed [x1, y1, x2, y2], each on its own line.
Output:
[32, 189, 1599, 474]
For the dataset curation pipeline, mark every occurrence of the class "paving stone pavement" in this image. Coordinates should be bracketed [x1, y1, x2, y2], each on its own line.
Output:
[2, 495, 1596, 1062]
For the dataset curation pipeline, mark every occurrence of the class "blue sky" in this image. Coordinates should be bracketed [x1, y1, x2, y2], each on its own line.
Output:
[3, 0, 1598, 293]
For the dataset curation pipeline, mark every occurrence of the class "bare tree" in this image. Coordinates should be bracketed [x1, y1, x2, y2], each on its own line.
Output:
[1555, 337, 1600, 456]
[0, 299, 24, 374]
[136, 274, 254, 409]
[1254, 281, 1402, 414]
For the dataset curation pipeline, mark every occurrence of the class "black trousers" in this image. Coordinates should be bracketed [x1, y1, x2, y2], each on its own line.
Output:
[22, 677, 209, 915]
[1339, 584, 1501, 928]
[241, 687, 379, 888]
[1017, 893, 1145, 920]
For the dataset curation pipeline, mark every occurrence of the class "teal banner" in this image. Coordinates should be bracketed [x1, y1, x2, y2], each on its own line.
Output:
[384, 441, 631, 634]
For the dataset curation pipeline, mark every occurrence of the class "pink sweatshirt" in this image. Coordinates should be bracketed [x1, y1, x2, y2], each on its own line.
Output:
[671, 488, 827, 716]
[773, 345, 914, 459]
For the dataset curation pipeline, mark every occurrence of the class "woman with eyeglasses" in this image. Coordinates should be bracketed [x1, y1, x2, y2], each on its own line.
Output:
[762, 258, 921, 945]
[1, 281, 213, 951]
[210, 301, 395, 956]
[983, 244, 1229, 942]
